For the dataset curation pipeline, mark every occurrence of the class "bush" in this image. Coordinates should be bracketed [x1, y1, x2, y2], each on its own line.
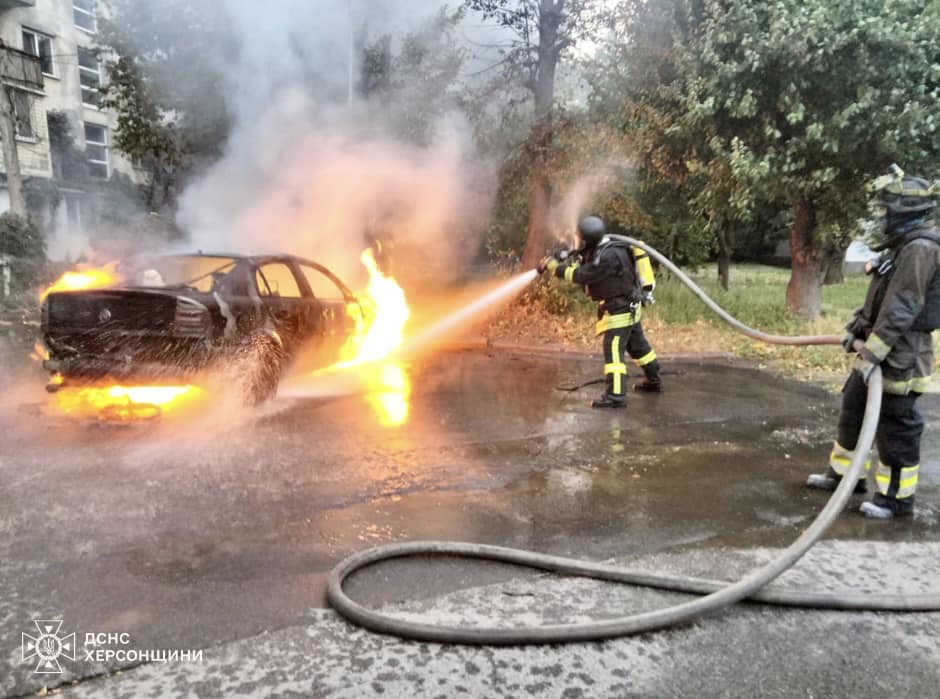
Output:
[0, 213, 46, 295]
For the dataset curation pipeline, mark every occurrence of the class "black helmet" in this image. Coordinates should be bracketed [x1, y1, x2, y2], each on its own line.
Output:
[870, 164, 938, 234]
[577, 216, 606, 247]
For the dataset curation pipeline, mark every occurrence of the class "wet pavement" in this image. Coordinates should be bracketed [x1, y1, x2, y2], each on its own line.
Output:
[1, 350, 938, 697]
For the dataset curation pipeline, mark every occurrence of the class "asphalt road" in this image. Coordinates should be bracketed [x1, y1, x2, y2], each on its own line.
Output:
[1, 350, 938, 697]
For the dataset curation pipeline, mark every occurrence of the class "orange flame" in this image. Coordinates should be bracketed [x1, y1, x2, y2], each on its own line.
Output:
[331, 249, 412, 426]
[337, 249, 410, 367]
[40, 263, 121, 301]
[50, 384, 206, 421]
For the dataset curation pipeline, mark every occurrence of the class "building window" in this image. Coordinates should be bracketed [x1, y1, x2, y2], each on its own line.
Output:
[78, 47, 101, 107]
[84, 122, 109, 178]
[21, 28, 55, 77]
[11, 90, 33, 139]
[73, 0, 96, 33]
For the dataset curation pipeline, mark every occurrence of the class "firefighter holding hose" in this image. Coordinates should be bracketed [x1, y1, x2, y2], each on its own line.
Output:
[538, 216, 663, 408]
[807, 165, 940, 519]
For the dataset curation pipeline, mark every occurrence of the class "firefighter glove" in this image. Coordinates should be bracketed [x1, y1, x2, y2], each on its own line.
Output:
[537, 256, 559, 275]
[841, 332, 858, 354]
[852, 347, 880, 385]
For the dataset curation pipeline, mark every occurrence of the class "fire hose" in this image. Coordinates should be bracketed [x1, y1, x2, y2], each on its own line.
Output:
[327, 236, 937, 645]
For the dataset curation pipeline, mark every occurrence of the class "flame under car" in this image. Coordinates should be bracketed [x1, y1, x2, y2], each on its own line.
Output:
[40, 253, 360, 403]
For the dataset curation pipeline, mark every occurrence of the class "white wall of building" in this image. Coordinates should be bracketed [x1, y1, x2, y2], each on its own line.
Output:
[0, 0, 142, 260]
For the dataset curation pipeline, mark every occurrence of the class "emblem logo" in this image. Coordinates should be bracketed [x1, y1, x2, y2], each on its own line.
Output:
[98, 308, 112, 322]
[22, 620, 76, 674]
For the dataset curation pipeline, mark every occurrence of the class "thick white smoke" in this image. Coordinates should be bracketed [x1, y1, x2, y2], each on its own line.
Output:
[176, 0, 493, 290]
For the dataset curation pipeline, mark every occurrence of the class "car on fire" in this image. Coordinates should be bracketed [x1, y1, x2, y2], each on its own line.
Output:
[40, 253, 361, 402]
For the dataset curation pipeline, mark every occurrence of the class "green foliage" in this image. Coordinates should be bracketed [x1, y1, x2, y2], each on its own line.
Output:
[584, 0, 940, 314]
[0, 213, 46, 292]
[530, 273, 596, 316]
[97, 0, 235, 208]
[358, 8, 468, 146]
[674, 0, 940, 227]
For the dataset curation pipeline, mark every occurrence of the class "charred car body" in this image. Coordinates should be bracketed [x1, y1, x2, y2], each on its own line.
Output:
[40, 253, 360, 402]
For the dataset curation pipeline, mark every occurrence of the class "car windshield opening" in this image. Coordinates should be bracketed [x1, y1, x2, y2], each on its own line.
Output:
[135, 256, 238, 293]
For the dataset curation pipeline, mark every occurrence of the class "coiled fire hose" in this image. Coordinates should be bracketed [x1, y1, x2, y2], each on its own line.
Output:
[328, 237, 935, 645]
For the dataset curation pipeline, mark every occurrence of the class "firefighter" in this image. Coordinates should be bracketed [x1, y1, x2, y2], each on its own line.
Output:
[806, 165, 940, 518]
[538, 216, 663, 408]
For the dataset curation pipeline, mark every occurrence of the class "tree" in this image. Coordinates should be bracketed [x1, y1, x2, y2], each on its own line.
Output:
[97, 0, 236, 211]
[616, 0, 940, 317]
[586, 0, 723, 274]
[357, 8, 468, 146]
[464, 0, 603, 270]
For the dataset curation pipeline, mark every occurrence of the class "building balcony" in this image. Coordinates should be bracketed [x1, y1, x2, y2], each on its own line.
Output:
[0, 45, 42, 90]
[0, 0, 35, 8]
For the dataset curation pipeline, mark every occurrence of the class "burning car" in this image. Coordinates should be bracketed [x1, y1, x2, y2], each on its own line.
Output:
[40, 253, 361, 403]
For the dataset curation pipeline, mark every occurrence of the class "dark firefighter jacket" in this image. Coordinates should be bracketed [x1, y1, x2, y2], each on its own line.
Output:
[848, 221, 940, 394]
[554, 238, 642, 335]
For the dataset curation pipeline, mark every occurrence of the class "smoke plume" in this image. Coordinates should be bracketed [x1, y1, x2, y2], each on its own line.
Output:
[175, 0, 493, 291]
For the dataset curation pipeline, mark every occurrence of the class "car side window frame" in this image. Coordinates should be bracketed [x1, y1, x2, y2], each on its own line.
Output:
[255, 261, 304, 299]
[298, 263, 349, 301]
[294, 258, 358, 303]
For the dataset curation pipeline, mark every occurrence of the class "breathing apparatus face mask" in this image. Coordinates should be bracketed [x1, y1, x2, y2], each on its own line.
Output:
[869, 166, 938, 238]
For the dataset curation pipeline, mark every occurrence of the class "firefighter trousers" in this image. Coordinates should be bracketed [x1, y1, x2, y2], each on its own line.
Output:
[601, 322, 658, 399]
[836, 371, 924, 503]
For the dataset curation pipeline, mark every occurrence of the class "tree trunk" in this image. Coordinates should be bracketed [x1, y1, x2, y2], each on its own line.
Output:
[716, 227, 730, 290]
[519, 0, 562, 271]
[786, 196, 823, 319]
[0, 81, 27, 218]
[521, 123, 552, 271]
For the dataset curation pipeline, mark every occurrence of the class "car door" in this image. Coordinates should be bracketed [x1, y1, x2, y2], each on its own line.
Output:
[297, 262, 357, 347]
[254, 261, 317, 352]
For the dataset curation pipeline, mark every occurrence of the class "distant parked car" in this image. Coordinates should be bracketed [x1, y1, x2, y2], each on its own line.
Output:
[40, 253, 360, 402]
[843, 239, 880, 275]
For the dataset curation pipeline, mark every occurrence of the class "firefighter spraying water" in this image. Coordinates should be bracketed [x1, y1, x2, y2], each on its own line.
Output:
[537, 216, 663, 408]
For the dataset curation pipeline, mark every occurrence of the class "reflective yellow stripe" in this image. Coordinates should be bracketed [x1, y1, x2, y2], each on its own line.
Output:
[875, 463, 920, 498]
[635, 350, 657, 367]
[883, 378, 912, 395]
[604, 363, 628, 374]
[829, 441, 871, 477]
[596, 310, 639, 335]
[611, 335, 623, 394]
[882, 376, 931, 395]
[865, 334, 891, 361]
[898, 464, 919, 498]
[563, 262, 579, 282]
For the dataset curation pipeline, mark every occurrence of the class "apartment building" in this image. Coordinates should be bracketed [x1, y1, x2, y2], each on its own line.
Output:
[0, 0, 138, 259]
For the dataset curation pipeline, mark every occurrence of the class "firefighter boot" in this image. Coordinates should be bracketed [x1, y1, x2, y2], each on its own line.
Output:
[591, 393, 626, 409]
[806, 466, 868, 494]
[634, 359, 664, 393]
[860, 493, 914, 519]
